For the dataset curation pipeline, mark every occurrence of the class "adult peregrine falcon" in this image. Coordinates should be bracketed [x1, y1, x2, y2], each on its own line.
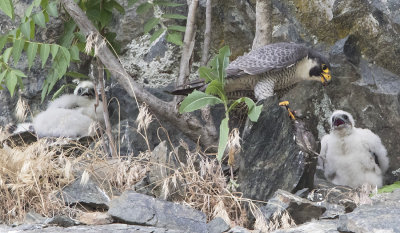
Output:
[319, 110, 389, 188]
[173, 42, 331, 101]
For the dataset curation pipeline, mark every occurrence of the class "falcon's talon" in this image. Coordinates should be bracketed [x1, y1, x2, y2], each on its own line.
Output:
[278, 101, 296, 120]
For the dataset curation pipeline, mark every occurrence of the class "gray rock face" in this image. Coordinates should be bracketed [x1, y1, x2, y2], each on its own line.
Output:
[272, 220, 339, 233]
[260, 190, 326, 225]
[59, 178, 110, 210]
[207, 217, 230, 233]
[108, 191, 207, 233]
[238, 97, 318, 201]
[338, 200, 400, 233]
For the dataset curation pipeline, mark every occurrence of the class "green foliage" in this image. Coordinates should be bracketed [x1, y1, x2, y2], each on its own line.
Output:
[135, 0, 186, 46]
[179, 46, 262, 161]
[377, 181, 400, 194]
[0, 0, 14, 19]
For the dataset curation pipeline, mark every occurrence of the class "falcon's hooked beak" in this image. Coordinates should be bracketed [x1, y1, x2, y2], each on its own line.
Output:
[320, 65, 331, 86]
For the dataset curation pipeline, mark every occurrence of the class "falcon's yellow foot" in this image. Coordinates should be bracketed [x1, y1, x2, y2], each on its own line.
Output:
[279, 101, 296, 120]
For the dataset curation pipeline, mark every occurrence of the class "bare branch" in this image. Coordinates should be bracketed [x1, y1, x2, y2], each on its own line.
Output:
[60, 0, 218, 148]
[201, 0, 212, 66]
[176, 0, 199, 87]
[252, 0, 273, 49]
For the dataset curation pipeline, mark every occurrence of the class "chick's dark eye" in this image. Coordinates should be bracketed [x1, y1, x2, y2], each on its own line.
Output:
[343, 115, 348, 120]
[78, 89, 82, 94]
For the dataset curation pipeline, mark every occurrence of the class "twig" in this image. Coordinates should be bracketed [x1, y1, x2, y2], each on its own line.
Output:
[176, 0, 199, 88]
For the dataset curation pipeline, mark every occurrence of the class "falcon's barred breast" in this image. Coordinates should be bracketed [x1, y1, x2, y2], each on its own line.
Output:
[224, 42, 331, 100]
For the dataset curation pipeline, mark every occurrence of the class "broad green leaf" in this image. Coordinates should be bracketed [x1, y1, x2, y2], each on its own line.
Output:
[217, 118, 229, 161]
[6, 70, 17, 97]
[144, 17, 159, 33]
[12, 38, 25, 66]
[168, 25, 186, 32]
[59, 46, 71, 65]
[21, 20, 31, 39]
[205, 80, 226, 101]
[29, 19, 35, 39]
[25, 4, 34, 17]
[243, 97, 262, 122]
[99, 9, 112, 29]
[377, 181, 400, 194]
[0, 70, 7, 83]
[150, 28, 165, 43]
[110, 0, 124, 13]
[33, 0, 41, 7]
[166, 32, 183, 46]
[3, 47, 12, 63]
[216, 46, 231, 82]
[86, 8, 101, 22]
[52, 84, 68, 100]
[33, 12, 46, 28]
[154, 1, 184, 7]
[26, 42, 38, 69]
[179, 90, 223, 113]
[40, 0, 49, 8]
[12, 69, 27, 77]
[128, 0, 139, 7]
[162, 14, 187, 20]
[70, 45, 80, 61]
[0, 36, 8, 52]
[199, 66, 217, 82]
[65, 71, 89, 79]
[74, 32, 86, 43]
[136, 2, 152, 14]
[40, 44, 50, 68]
[0, 0, 14, 19]
[46, 1, 58, 17]
[51, 44, 59, 60]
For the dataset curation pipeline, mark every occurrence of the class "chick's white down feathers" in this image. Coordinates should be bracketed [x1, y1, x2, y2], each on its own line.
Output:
[319, 110, 389, 188]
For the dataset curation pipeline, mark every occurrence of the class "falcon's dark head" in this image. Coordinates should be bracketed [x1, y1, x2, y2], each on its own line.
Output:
[308, 50, 331, 86]
[329, 110, 355, 132]
[74, 81, 96, 98]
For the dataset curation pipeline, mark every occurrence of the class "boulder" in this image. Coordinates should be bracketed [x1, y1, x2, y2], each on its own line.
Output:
[78, 212, 113, 225]
[271, 219, 339, 233]
[238, 97, 318, 201]
[207, 217, 230, 233]
[108, 191, 207, 233]
[260, 190, 326, 225]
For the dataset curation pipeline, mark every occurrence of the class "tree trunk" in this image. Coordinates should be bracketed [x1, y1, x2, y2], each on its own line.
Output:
[60, 0, 218, 148]
[252, 0, 273, 49]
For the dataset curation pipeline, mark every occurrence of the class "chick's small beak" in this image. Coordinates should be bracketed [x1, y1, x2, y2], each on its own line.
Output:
[321, 71, 331, 86]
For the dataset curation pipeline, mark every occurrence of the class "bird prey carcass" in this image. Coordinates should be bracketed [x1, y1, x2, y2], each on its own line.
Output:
[173, 42, 332, 101]
[319, 110, 389, 188]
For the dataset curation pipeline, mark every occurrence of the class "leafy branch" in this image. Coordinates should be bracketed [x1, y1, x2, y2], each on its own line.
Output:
[130, 0, 187, 45]
[179, 46, 262, 161]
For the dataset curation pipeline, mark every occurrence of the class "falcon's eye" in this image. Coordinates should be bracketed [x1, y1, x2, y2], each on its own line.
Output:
[322, 64, 329, 73]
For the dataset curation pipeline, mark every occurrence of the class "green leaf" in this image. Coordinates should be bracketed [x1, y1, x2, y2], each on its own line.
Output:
[40, 44, 50, 68]
[3, 47, 12, 63]
[25, 4, 34, 17]
[21, 20, 31, 39]
[136, 2, 152, 14]
[205, 80, 226, 101]
[99, 8, 112, 29]
[74, 32, 86, 43]
[150, 28, 165, 43]
[51, 44, 59, 60]
[216, 45, 231, 83]
[110, 0, 124, 13]
[12, 69, 27, 77]
[65, 71, 89, 79]
[199, 66, 217, 82]
[30, 19, 35, 39]
[41, 81, 48, 102]
[33, 12, 46, 28]
[217, 118, 229, 161]
[243, 97, 262, 122]
[128, 0, 139, 7]
[154, 1, 184, 7]
[12, 38, 25, 66]
[60, 20, 76, 47]
[26, 42, 38, 69]
[144, 17, 159, 33]
[377, 181, 400, 194]
[70, 45, 80, 61]
[6, 70, 17, 97]
[46, 1, 58, 17]
[59, 46, 71, 65]
[168, 25, 186, 32]
[52, 84, 68, 100]
[0, 70, 7, 83]
[0, 35, 8, 52]
[179, 90, 223, 113]
[0, 0, 14, 19]
[33, 0, 41, 7]
[162, 14, 187, 20]
[166, 32, 183, 46]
